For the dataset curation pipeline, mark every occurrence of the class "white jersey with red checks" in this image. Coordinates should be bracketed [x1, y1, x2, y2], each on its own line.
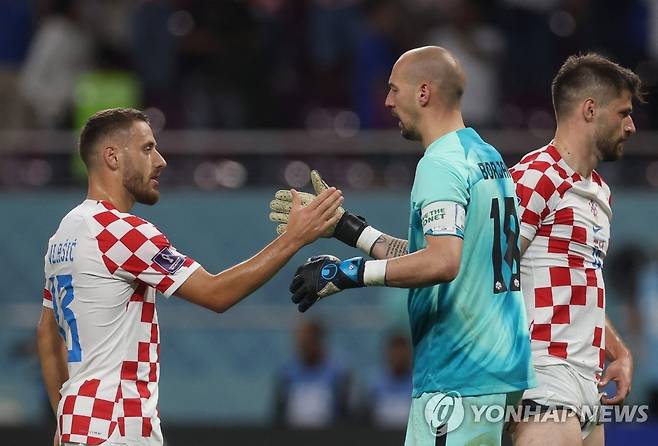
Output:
[42, 199, 200, 445]
[510, 144, 609, 382]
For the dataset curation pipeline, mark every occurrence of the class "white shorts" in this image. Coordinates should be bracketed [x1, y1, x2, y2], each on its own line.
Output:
[521, 363, 602, 439]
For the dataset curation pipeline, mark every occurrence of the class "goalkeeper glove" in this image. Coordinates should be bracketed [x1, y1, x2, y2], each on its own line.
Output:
[270, 170, 382, 252]
[290, 255, 365, 312]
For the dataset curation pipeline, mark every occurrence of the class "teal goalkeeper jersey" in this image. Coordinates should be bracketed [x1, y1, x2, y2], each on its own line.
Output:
[408, 127, 535, 397]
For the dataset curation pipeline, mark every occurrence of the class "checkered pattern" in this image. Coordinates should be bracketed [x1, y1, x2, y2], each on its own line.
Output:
[511, 144, 610, 381]
[59, 379, 117, 445]
[94, 201, 194, 295]
[44, 199, 200, 444]
[43, 287, 53, 309]
[115, 283, 159, 439]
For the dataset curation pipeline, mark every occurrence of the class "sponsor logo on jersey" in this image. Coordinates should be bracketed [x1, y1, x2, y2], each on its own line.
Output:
[422, 207, 446, 227]
[152, 247, 185, 274]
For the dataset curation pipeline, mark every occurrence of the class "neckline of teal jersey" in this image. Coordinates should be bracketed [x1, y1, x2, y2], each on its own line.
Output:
[425, 127, 477, 155]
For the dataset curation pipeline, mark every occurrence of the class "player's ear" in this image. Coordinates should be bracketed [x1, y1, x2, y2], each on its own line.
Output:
[582, 98, 596, 123]
[418, 82, 431, 107]
[102, 145, 120, 171]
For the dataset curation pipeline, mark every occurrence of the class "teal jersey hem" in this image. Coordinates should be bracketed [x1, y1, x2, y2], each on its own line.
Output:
[411, 379, 537, 399]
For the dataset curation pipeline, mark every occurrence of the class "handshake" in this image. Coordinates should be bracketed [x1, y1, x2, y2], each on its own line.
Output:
[269, 170, 385, 312]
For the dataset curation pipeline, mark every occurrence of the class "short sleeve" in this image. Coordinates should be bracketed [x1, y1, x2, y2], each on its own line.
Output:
[413, 156, 469, 210]
[94, 215, 200, 297]
[43, 283, 54, 309]
[511, 165, 560, 241]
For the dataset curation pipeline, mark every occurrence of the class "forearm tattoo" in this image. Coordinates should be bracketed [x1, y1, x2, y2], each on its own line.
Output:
[374, 235, 408, 258]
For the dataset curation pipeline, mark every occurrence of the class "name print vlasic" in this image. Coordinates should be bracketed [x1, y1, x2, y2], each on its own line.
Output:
[48, 239, 77, 264]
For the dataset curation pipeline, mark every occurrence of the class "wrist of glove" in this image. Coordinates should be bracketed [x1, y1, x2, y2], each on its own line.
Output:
[289, 255, 365, 312]
[333, 212, 368, 247]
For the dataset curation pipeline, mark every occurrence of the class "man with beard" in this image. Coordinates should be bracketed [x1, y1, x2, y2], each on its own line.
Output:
[37, 108, 343, 446]
[269, 46, 535, 445]
[509, 54, 643, 446]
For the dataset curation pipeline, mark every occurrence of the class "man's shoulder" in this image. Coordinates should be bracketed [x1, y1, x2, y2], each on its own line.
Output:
[50, 201, 96, 238]
[418, 147, 469, 179]
[88, 203, 170, 246]
[510, 145, 576, 191]
[512, 145, 558, 174]
[88, 201, 152, 228]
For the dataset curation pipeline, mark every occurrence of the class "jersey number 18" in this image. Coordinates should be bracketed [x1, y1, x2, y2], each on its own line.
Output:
[490, 197, 521, 294]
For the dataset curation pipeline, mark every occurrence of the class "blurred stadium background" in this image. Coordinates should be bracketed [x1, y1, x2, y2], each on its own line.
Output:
[1, 0, 657, 444]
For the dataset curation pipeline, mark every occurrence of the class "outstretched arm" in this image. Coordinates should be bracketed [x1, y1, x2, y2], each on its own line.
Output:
[290, 235, 461, 312]
[380, 235, 461, 287]
[176, 188, 343, 312]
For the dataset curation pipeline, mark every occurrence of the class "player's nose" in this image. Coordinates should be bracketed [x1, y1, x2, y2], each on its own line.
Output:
[384, 92, 394, 109]
[625, 116, 636, 135]
[154, 148, 167, 169]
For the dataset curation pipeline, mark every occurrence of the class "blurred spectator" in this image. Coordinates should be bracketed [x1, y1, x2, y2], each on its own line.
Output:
[176, 1, 267, 128]
[0, 0, 33, 129]
[19, 0, 93, 128]
[274, 319, 351, 427]
[587, 0, 648, 68]
[499, 0, 559, 126]
[305, 0, 362, 110]
[246, 0, 307, 127]
[366, 333, 412, 428]
[426, 0, 505, 127]
[82, 0, 133, 51]
[352, 0, 401, 128]
[131, 1, 177, 120]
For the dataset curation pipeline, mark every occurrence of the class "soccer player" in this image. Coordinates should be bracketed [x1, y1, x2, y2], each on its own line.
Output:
[510, 54, 642, 445]
[270, 46, 535, 445]
[37, 108, 343, 446]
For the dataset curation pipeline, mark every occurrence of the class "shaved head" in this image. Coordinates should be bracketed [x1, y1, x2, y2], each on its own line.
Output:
[395, 46, 465, 108]
[385, 46, 466, 142]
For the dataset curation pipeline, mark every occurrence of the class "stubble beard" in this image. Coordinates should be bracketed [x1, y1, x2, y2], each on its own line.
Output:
[399, 119, 421, 142]
[123, 164, 160, 205]
[596, 128, 625, 162]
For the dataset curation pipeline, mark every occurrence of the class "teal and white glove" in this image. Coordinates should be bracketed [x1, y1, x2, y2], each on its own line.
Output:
[289, 255, 365, 312]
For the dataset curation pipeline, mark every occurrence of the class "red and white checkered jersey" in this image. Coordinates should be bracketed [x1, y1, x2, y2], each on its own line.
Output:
[510, 144, 609, 382]
[43, 199, 200, 445]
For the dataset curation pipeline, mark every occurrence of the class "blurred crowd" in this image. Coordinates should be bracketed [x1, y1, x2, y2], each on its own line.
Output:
[274, 320, 413, 429]
[1, 0, 657, 131]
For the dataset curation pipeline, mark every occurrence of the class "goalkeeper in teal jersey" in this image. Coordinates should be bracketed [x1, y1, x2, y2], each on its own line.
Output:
[270, 46, 535, 445]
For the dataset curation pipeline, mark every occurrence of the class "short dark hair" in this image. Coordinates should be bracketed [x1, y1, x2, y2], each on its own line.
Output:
[79, 108, 150, 168]
[551, 53, 645, 120]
